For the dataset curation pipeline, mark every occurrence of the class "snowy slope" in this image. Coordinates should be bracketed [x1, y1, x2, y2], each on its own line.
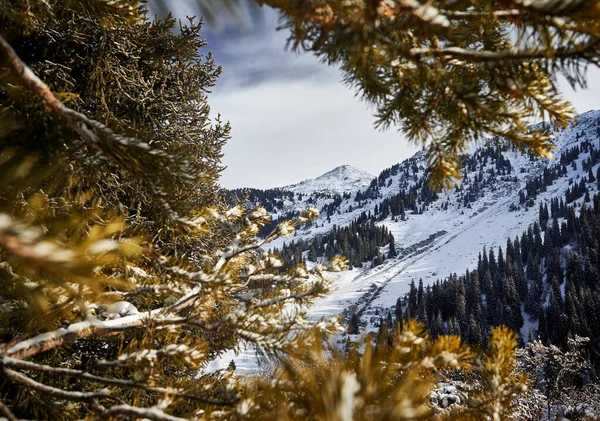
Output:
[213, 110, 600, 373]
[306, 110, 600, 328]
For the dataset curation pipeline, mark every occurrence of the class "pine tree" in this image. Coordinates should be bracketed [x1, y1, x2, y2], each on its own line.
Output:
[0, 3, 339, 419]
[504, 275, 524, 333]
[539, 202, 550, 230]
[395, 296, 404, 324]
[388, 236, 397, 258]
[468, 315, 484, 347]
[408, 279, 418, 315]
[432, 311, 444, 338]
[308, 244, 318, 262]
[447, 316, 461, 336]
[547, 286, 567, 347]
[348, 312, 360, 335]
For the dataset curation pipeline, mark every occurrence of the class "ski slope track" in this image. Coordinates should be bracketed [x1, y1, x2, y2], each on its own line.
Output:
[213, 110, 600, 373]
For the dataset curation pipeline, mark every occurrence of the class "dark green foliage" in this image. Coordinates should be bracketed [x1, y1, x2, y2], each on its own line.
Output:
[348, 312, 359, 335]
[273, 218, 394, 268]
[226, 187, 295, 213]
[399, 193, 600, 367]
[0, 2, 232, 250]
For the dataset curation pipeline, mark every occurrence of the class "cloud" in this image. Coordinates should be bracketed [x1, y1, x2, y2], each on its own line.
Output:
[154, 3, 600, 189]
[205, 9, 332, 89]
[200, 8, 418, 189]
[211, 77, 418, 189]
[559, 67, 600, 114]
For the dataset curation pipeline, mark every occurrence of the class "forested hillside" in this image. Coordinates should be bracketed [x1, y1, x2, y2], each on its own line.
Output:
[396, 192, 600, 364]
[253, 112, 600, 372]
[273, 216, 396, 268]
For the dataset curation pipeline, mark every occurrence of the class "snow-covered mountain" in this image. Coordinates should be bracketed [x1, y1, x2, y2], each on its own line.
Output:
[269, 110, 600, 315]
[226, 165, 374, 219]
[280, 165, 374, 196]
[217, 110, 600, 372]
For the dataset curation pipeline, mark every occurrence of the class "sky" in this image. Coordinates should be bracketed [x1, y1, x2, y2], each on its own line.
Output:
[154, 2, 600, 190]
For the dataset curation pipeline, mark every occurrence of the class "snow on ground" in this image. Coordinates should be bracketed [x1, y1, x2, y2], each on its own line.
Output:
[209, 110, 600, 373]
[312, 110, 600, 316]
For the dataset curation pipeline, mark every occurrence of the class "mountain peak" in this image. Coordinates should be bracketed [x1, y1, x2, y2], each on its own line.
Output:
[282, 165, 374, 196]
[317, 165, 373, 180]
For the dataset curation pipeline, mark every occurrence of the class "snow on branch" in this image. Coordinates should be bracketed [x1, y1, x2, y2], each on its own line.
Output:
[99, 405, 189, 421]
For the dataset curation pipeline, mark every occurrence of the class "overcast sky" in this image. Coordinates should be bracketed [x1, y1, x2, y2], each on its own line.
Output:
[158, 2, 600, 190]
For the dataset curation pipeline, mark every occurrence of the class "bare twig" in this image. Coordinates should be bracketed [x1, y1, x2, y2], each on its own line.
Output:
[4, 369, 120, 403]
[3, 275, 218, 360]
[251, 282, 322, 308]
[409, 39, 600, 63]
[2, 357, 239, 406]
[0, 401, 18, 421]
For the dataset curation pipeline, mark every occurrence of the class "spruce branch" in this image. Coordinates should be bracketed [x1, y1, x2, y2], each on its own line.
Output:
[0, 34, 205, 224]
[196, 0, 599, 187]
[0, 34, 107, 155]
[408, 40, 600, 63]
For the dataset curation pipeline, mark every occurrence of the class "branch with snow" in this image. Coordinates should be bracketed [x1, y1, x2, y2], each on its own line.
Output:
[99, 404, 189, 421]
